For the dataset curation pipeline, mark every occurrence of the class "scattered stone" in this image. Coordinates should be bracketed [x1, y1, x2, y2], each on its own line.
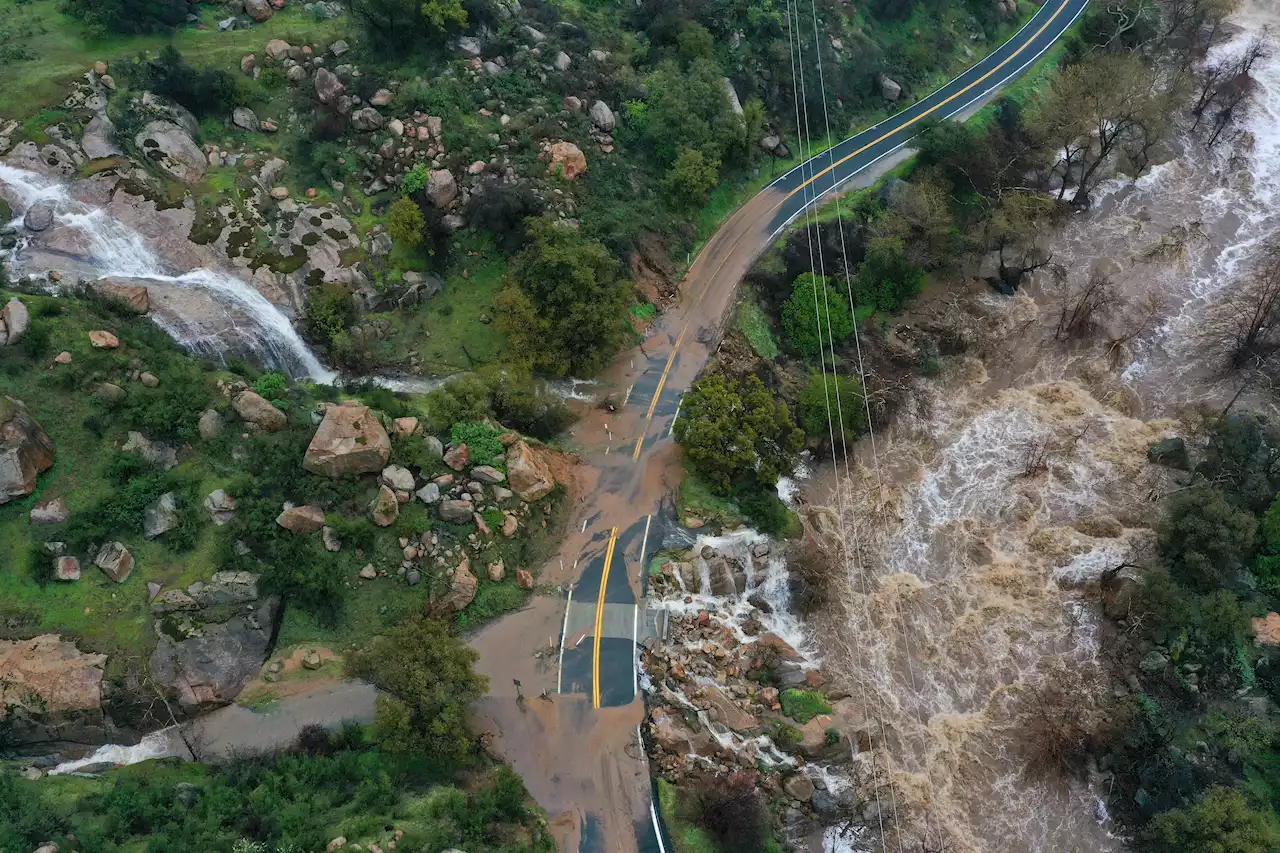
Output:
[435, 557, 478, 613]
[88, 330, 120, 349]
[359, 564, 377, 580]
[427, 168, 458, 208]
[877, 72, 902, 101]
[198, 409, 225, 440]
[315, 68, 344, 105]
[264, 39, 291, 60]
[1139, 650, 1169, 674]
[423, 435, 444, 459]
[589, 100, 616, 132]
[393, 416, 419, 437]
[553, 51, 571, 71]
[437, 499, 474, 524]
[329, 39, 350, 57]
[301, 649, 323, 670]
[233, 106, 261, 131]
[416, 483, 441, 505]
[406, 568, 421, 585]
[456, 35, 482, 56]
[516, 569, 534, 590]
[244, 0, 274, 21]
[443, 443, 470, 471]
[30, 496, 68, 525]
[122, 430, 178, 469]
[304, 404, 392, 476]
[143, 492, 179, 539]
[1253, 611, 1280, 646]
[501, 513, 518, 538]
[233, 390, 287, 432]
[94, 541, 134, 583]
[54, 352, 72, 365]
[277, 504, 326, 534]
[506, 440, 555, 500]
[487, 559, 505, 581]
[322, 526, 342, 552]
[204, 489, 238, 525]
[370, 88, 393, 107]
[140, 372, 160, 388]
[270, 186, 290, 200]
[371, 484, 399, 526]
[92, 382, 126, 403]
[381, 464, 415, 492]
[470, 465, 505, 484]
[545, 140, 586, 179]
[55, 556, 81, 582]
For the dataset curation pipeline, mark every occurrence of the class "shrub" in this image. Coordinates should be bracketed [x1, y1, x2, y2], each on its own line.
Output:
[388, 197, 425, 249]
[115, 46, 248, 118]
[800, 372, 868, 446]
[252, 371, 288, 401]
[402, 163, 430, 195]
[123, 360, 213, 442]
[780, 689, 832, 724]
[61, 0, 192, 34]
[1158, 485, 1257, 592]
[451, 421, 504, 467]
[780, 273, 854, 360]
[1141, 786, 1280, 853]
[304, 282, 356, 345]
[695, 772, 768, 853]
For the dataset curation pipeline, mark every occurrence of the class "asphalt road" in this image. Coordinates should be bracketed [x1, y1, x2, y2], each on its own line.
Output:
[553, 1, 1089, 847]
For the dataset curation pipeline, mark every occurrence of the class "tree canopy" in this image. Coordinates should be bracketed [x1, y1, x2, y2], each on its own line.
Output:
[780, 273, 854, 360]
[673, 373, 803, 493]
[1142, 787, 1280, 853]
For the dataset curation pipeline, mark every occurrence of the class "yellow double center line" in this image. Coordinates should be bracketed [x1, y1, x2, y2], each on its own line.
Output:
[628, 0, 1073, 462]
[592, 525, 619, 709]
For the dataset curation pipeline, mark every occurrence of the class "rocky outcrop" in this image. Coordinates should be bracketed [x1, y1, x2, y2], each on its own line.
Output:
[149, 573, 279, 712]
[94, 278, 151, 314]
[136, 121, 206, 184]
[303, 404, 391, 477]
[81, 114, 123, 160]
[0, 635, 108, 746]
[506, 440, 555, 501]
[433, 557, 477, 614]
[0, 396, 55, 504]
[427, 169, 458, 208]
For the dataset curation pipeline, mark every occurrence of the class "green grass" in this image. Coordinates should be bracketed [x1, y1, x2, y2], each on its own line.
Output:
[780, 688, 831, 724]
[657, 780, 719, 853]
[0, 0, 348, 118]
[456, 581, 529, 631]
[736, 299, 778, 359]
[677, 472, 745, 531]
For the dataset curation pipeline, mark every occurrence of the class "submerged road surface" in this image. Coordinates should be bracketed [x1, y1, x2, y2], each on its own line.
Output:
[470, 1, 1089, 849]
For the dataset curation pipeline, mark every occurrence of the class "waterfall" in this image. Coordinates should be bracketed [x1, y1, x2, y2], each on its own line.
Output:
[0, 163, 336, 383]
[48, 727, 188, 775]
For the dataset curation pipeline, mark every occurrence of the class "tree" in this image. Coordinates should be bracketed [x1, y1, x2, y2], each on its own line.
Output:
[1158, 486, 1257, 592]
[345, 0, 467, 53]
[347, 615, 487, 762]
[61, 0, 192, 35]
[872, 177, 956, 272]
[387, 197, 425, 249]
[980, 190, 1058, 293]
[696, 772, 768, 853]
[780, 273, 854, 360]
[1197, 412, 1280, 514]
[495, 215, 631, 377]
[1142, 787, 1280, 853]
[855, 235, 927, 310]
[1203, 239, 1280, 375]
[643, 59, 745, 167]
[661, 148, 721, 213]
[800, 372, 867, 447]
[673, 373, 803, 493]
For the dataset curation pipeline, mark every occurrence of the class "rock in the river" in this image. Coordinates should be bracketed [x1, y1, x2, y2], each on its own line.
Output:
[23, 199, 55, 232]
[94, 541, 134, 583]
[370, 484, 399, 526]
[443, 443, 470, 471]
[233, 390, 287, 432]
[244, 0, 274, 21]
[303, 404, 391, 476]
[144, 492, 179, 539]
[149, 596, 280, 711]
[437, 499, 474, 523]
[276, 504, 325, 534]
[506, 440, 555, 501]
[136, 121, 206, 183]
[1, 298, 29, 346]
[0, 397, 55, 505]
[589, 100, 615, 132]
[1148, 437, 1190, 470]
[30, 496, 68, 525]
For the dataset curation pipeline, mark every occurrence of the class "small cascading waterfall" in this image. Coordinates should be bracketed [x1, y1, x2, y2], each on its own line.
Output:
[48, 728, 189, 775]
[0, 163, 336, 382]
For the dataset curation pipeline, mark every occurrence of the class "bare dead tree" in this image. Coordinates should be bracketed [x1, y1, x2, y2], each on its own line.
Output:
[1202, 237, 1280, 372]
[1056, 269, 1117, 341]
[1194, 33, 1271, 146]
[1018, 436, 1054, 478]
[1108, 291, 1170, 362]
[1010, 663, 1107, 777]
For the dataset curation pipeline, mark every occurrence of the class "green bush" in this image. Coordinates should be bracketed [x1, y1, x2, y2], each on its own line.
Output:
[780, 273, 854, 360]
[1141, 787, 1280, 853]
[737, 300, 779, 359]
[115, 46, 248, 118]
[780, 689, 832, 724]
[1158, 486, 1257, 592]
[123, 360, 213, 442]
[252, 372, 288, 401]
[451, 422, 504, 468]
[800, 372, 868, 445]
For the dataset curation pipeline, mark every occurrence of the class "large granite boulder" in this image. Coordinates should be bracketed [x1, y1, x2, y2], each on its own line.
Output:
[506, 440, 555, 501]
[303, 404, 391, 477]
[81, 114, 123, 160]
[135, 121, 206, 184]
[433, 557, 477, 614]
[233, 390, 287, 432]
[0, 297, 29, 345]
[276, 504, 326, 534]
[0, 635, 108, 746]
[94, 278, 151, 314]
[0, 396, 55, 505]
[427, 169, 458, 209]
[149, 593, 279, 712]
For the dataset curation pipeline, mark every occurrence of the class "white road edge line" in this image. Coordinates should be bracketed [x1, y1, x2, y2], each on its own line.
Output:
[649, 796, 669, 853]
[768, 0, 1089, 241]
[632, 604, 640, 696]
[557, 584, 574, 694]
[667, 395, 683, 437]
[623, 383, 634, 406]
